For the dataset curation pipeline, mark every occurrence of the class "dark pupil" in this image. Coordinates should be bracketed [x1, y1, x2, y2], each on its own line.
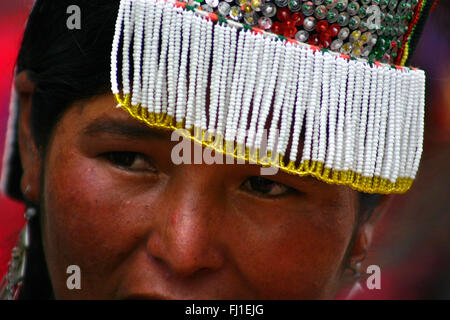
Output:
[108, 152, 136, 167]
[249, 177, 275, 194]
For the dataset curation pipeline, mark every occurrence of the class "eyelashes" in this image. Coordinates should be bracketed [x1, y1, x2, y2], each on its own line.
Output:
[101, 151, 157, 173]
[241, 176, 297, 198]
[101, 152, 298, 198]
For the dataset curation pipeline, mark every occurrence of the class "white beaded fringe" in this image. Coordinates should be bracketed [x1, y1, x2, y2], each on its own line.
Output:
[111, 0, 426, 185]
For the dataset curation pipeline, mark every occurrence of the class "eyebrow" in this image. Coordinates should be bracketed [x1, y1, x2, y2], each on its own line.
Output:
[82, 118, 167, 140]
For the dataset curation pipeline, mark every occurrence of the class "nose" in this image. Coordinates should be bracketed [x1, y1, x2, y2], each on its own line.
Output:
[146, 170, 225, 277]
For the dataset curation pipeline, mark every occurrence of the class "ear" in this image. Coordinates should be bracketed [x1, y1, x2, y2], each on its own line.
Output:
[349, 195, 393, 264]
[16, 71, 42, 204]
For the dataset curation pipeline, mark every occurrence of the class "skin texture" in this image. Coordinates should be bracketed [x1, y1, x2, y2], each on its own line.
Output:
[16, 72, 387, 299]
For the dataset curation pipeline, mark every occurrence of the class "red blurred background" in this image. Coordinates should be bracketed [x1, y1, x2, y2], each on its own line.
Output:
[0, 0, 448, 299]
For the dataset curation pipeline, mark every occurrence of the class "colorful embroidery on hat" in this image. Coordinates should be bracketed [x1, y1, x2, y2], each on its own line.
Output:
[110, 0, 427, 194]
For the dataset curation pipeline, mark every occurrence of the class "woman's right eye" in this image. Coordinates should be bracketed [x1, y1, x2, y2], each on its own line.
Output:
[101, 151, 157, 173]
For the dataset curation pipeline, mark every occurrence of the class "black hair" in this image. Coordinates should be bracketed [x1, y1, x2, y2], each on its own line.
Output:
[12, 0, 381, 299]
[15, 0, 121, 299]
[3, 0, 120, 201]
[18, 0, 120, 148]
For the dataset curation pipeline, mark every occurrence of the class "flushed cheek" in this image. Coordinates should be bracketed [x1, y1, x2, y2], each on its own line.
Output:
[233, 219, 351, 299]
[42, 153, 147, 298]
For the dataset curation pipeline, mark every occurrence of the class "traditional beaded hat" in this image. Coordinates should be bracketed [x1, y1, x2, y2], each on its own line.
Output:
[0, 0, 437, 197]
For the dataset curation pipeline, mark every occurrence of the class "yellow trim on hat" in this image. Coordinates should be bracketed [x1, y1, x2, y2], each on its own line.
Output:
[115, 94, 413, 194]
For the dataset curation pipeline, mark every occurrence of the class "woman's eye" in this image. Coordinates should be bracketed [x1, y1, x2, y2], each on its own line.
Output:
[241, 176, 293, 198]
[102, 152, 156, 173]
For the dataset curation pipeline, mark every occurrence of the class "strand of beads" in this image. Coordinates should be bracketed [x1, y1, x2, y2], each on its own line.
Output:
[154, 4, 173, 115]
[121, 0, 133, 96]
[207, 23, 226, 135]
[267, 42, 292, 152]
[317, 53, 334, 165]
[237, 32, 262, 147]
[380, 64, 398, 181]
[350, 61, 364, 173]
[411, 70, 425, 179]
[247, 37, 275, 150]
[342, 59, 357, 172]
[142, 0, 156, 110]
[369, 62, 384, 178]
[323, 53, 338, 169]
[167, 6, 183, 117]
[334, 56, 349, 172]
[225, 29, 250, 143]
[277, 45, 299, 157]
[131, 0, 146, 107]
[176, 11, 193, 123]
[302, 49, 324, 163]
[289, 46, 311, 161]
[255, 40, 282, 149]
[147, 2, 164, 113]
[373, 66, 390, 177]
[110, 0, 126, 95]
[185, 14, 202, 129]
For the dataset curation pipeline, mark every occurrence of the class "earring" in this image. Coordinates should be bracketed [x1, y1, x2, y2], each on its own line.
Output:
[349, 261, 362, 279]
[345, 260, 364, 300]
[24, 207, 36, 220]
[23, 184, 36, 223]
[0, 205, 35, 300]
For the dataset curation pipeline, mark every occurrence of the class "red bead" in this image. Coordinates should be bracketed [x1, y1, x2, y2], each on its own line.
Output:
[320, 32, 331, 48]
[285, 20, 295, 28]
[308, 34, 320, 46]
[284, 25, 297, 38]
[328, 23, 340, 37]
[291, 12, 304, 27]
[271, 21, 284, 35]
[321, 38, 331, 48]
[277, 7, 291, 22]
[319, 31, 331, 43]
[316, 20, 329, 33]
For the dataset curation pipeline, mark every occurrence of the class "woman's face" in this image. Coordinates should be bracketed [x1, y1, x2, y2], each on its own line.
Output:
[31, 94, 362, 299]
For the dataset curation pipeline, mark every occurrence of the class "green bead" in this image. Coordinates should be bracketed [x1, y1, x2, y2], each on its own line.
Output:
[358, 7, 366, 16]
[388, 0, 398, 10]
[327, 10, 337, 19]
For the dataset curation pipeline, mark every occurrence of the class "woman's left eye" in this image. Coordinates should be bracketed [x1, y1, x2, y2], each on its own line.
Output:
[101, 151, 157, 173]
[241, 176, 294, 198]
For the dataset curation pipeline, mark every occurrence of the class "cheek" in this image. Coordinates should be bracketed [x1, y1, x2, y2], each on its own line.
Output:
[42, 149, 152, 297]
[231, 205, 355, 299]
